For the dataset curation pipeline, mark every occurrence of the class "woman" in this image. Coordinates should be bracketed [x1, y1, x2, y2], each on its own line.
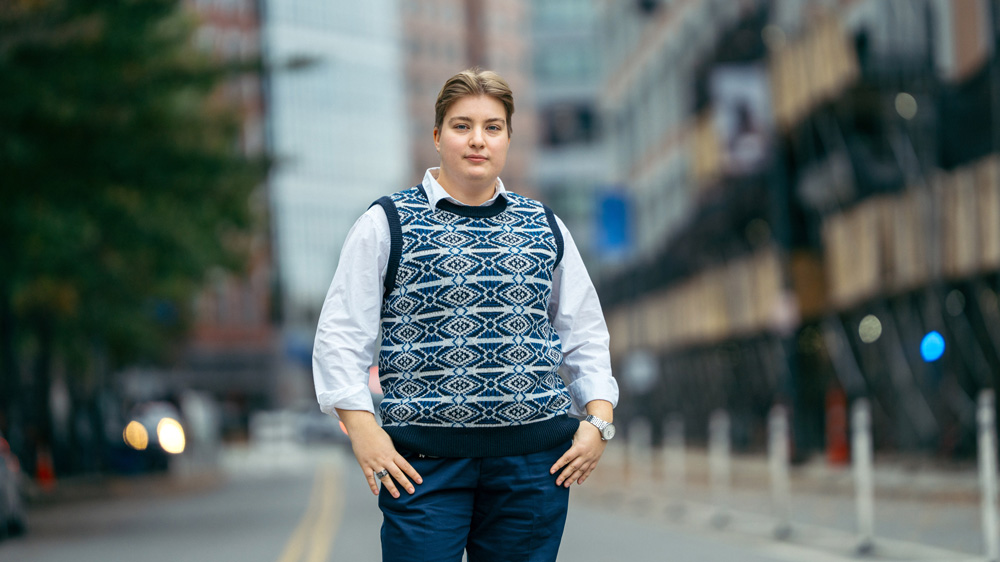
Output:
[313, 68, 618, 562]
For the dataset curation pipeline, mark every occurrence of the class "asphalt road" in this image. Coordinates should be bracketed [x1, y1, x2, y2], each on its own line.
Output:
[0, 442, 986, 562]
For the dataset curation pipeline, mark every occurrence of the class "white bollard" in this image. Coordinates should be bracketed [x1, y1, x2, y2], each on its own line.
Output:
[602, 427, 626, 469]
[663, 415, 686, 517]
[628, 418, 654, 485]
[852, 398, 876, 555]
[978, 389, 1000, 561]
[768, 404, 793, 540]
[708, 409, 731, 528]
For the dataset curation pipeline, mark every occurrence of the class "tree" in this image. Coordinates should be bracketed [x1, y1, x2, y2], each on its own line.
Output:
[0, 0, 269, 472]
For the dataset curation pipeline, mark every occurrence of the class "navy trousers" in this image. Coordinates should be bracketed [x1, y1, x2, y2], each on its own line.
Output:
[378, 441, 571, 562]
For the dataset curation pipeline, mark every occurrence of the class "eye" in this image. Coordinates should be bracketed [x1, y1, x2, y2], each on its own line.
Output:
[454, 123, 469, 130]
[487, 124, 502, 132]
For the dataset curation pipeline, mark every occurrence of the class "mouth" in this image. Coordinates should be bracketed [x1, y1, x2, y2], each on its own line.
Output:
[465, 155, 488, 163]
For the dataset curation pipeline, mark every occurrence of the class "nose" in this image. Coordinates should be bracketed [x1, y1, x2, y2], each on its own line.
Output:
[469, 126, 485, 147]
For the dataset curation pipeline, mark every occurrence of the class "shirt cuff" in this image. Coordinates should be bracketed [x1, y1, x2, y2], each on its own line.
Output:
[317, 385, 376, 419]
[566, 373, 619, 417]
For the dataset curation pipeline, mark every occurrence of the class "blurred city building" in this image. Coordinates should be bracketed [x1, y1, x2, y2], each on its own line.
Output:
[264, 0, 409, 334]
[595, 0, 1000, 461]
[157, 0, 281, 438]
[401, 0, 539, 197]
[529, 0, 610, 268]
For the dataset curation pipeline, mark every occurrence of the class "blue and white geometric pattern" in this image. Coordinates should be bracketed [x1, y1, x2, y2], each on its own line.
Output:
[378, 187, 570, 428]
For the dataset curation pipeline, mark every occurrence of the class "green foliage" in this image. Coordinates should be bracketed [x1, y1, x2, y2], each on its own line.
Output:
[0, 0, 270, 366]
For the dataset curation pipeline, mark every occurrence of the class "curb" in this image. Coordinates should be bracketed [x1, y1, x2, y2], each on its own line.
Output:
[574, 444, 986, 560]
[23, 468, 225, 508]
[594, 445, 981, 503]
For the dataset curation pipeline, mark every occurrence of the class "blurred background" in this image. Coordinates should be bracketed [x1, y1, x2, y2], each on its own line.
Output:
[3, 0, 1000, 557]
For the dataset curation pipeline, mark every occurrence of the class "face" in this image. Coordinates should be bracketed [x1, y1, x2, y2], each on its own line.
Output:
[433, 95, 510, 196]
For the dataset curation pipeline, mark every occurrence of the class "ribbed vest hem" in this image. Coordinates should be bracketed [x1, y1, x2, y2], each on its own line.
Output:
[383, 415, 580, 458]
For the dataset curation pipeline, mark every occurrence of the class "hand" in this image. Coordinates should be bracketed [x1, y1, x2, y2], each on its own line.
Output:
[337, 409, 422, 498]
[549, 421, 607, 487]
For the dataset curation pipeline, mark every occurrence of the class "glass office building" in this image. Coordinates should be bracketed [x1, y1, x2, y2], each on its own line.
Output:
[265, 0, 410, 326]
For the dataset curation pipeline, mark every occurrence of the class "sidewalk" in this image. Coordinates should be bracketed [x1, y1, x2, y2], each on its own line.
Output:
[577, 442, 987, 561]
[22, 463, 224, 509]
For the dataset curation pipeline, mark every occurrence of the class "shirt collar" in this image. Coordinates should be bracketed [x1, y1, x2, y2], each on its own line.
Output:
[421, 168, 509, 209]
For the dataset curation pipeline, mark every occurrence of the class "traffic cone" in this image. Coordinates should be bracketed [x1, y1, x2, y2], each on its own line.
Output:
[825, 388, 850, 465]
[36, 447, 56, 492]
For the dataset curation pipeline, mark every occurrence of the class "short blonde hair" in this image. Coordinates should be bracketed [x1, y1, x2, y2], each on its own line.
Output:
[434, 68, 515, 136]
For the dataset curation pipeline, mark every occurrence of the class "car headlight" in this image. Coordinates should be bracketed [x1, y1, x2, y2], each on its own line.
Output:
[156, 417, 186, 454]
[123, 420, 149, 450]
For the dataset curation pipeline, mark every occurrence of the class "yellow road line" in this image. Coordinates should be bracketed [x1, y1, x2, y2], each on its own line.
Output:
[306, 464, 343, 562]
[277, 468, 323, 562]
[278, 463, 344, 562]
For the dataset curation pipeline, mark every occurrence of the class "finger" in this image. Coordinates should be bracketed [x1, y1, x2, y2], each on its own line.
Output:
[557, 461, 583, 486]
[388, 466, 415, 495]
[563, 465, 584, 488]
[562, 458, 596, 487]
[364, 470, 379, 496]
[380, 472, 402, 499]
[370, 465, 395, 495]
[550, 450, 575, 475]
[395, 455, 423, 485]
[577, 464, 596, 485]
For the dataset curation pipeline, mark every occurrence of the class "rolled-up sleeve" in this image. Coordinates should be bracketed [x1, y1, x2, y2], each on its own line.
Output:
[312, 206, 389, 418]
[548, 217, 619, 416]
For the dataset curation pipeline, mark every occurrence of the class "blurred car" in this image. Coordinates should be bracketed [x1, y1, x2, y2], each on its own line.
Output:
[296, 409, 351, 445]
[110, 401, 187, 474]
[0, 431, 26, 540]
[293, 392, 383, 446]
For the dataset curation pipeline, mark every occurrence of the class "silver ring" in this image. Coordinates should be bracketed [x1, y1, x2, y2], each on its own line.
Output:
[374, 469, 389, 479]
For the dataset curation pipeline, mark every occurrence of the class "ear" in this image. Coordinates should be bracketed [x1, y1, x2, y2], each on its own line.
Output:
[433, 127, 441, 152]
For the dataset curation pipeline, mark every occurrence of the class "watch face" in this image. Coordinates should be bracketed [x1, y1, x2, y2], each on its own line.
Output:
[602, 423, 616, 440]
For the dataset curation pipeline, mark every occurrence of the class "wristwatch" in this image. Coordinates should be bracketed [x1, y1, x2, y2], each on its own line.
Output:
[584, 415, 616, 441]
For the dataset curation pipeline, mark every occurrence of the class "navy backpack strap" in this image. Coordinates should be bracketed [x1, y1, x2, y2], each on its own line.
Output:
[542, 204, 564, 269]
[369, 195, 402, 299]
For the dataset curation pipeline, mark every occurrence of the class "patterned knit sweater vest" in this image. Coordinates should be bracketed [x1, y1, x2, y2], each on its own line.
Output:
[372, 185, 579, 457]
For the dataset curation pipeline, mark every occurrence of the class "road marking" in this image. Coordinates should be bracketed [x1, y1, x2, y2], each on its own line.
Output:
[277, 468, 322, 562]
[277, 463, 344, 562]
[306, 464, 343, 562]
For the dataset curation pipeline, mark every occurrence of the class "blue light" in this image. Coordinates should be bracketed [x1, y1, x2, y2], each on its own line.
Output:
[920, 331, 945, 362]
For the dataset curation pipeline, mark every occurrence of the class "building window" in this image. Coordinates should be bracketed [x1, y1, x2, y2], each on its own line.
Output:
[534, 46, 596, 81]
[534, 0, 593, 27]
[540, 102, 597, 146]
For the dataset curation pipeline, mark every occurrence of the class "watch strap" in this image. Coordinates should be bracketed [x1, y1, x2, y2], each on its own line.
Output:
[585, 415, 609, 431]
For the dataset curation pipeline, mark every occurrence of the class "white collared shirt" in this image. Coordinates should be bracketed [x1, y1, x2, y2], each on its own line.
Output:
[312, 168, 619, 418]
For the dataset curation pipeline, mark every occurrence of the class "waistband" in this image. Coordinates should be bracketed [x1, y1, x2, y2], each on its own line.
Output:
[383, 415, 580, 458]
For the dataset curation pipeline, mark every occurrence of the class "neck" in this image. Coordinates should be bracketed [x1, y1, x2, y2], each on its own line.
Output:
[434, 169, 496, 206]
